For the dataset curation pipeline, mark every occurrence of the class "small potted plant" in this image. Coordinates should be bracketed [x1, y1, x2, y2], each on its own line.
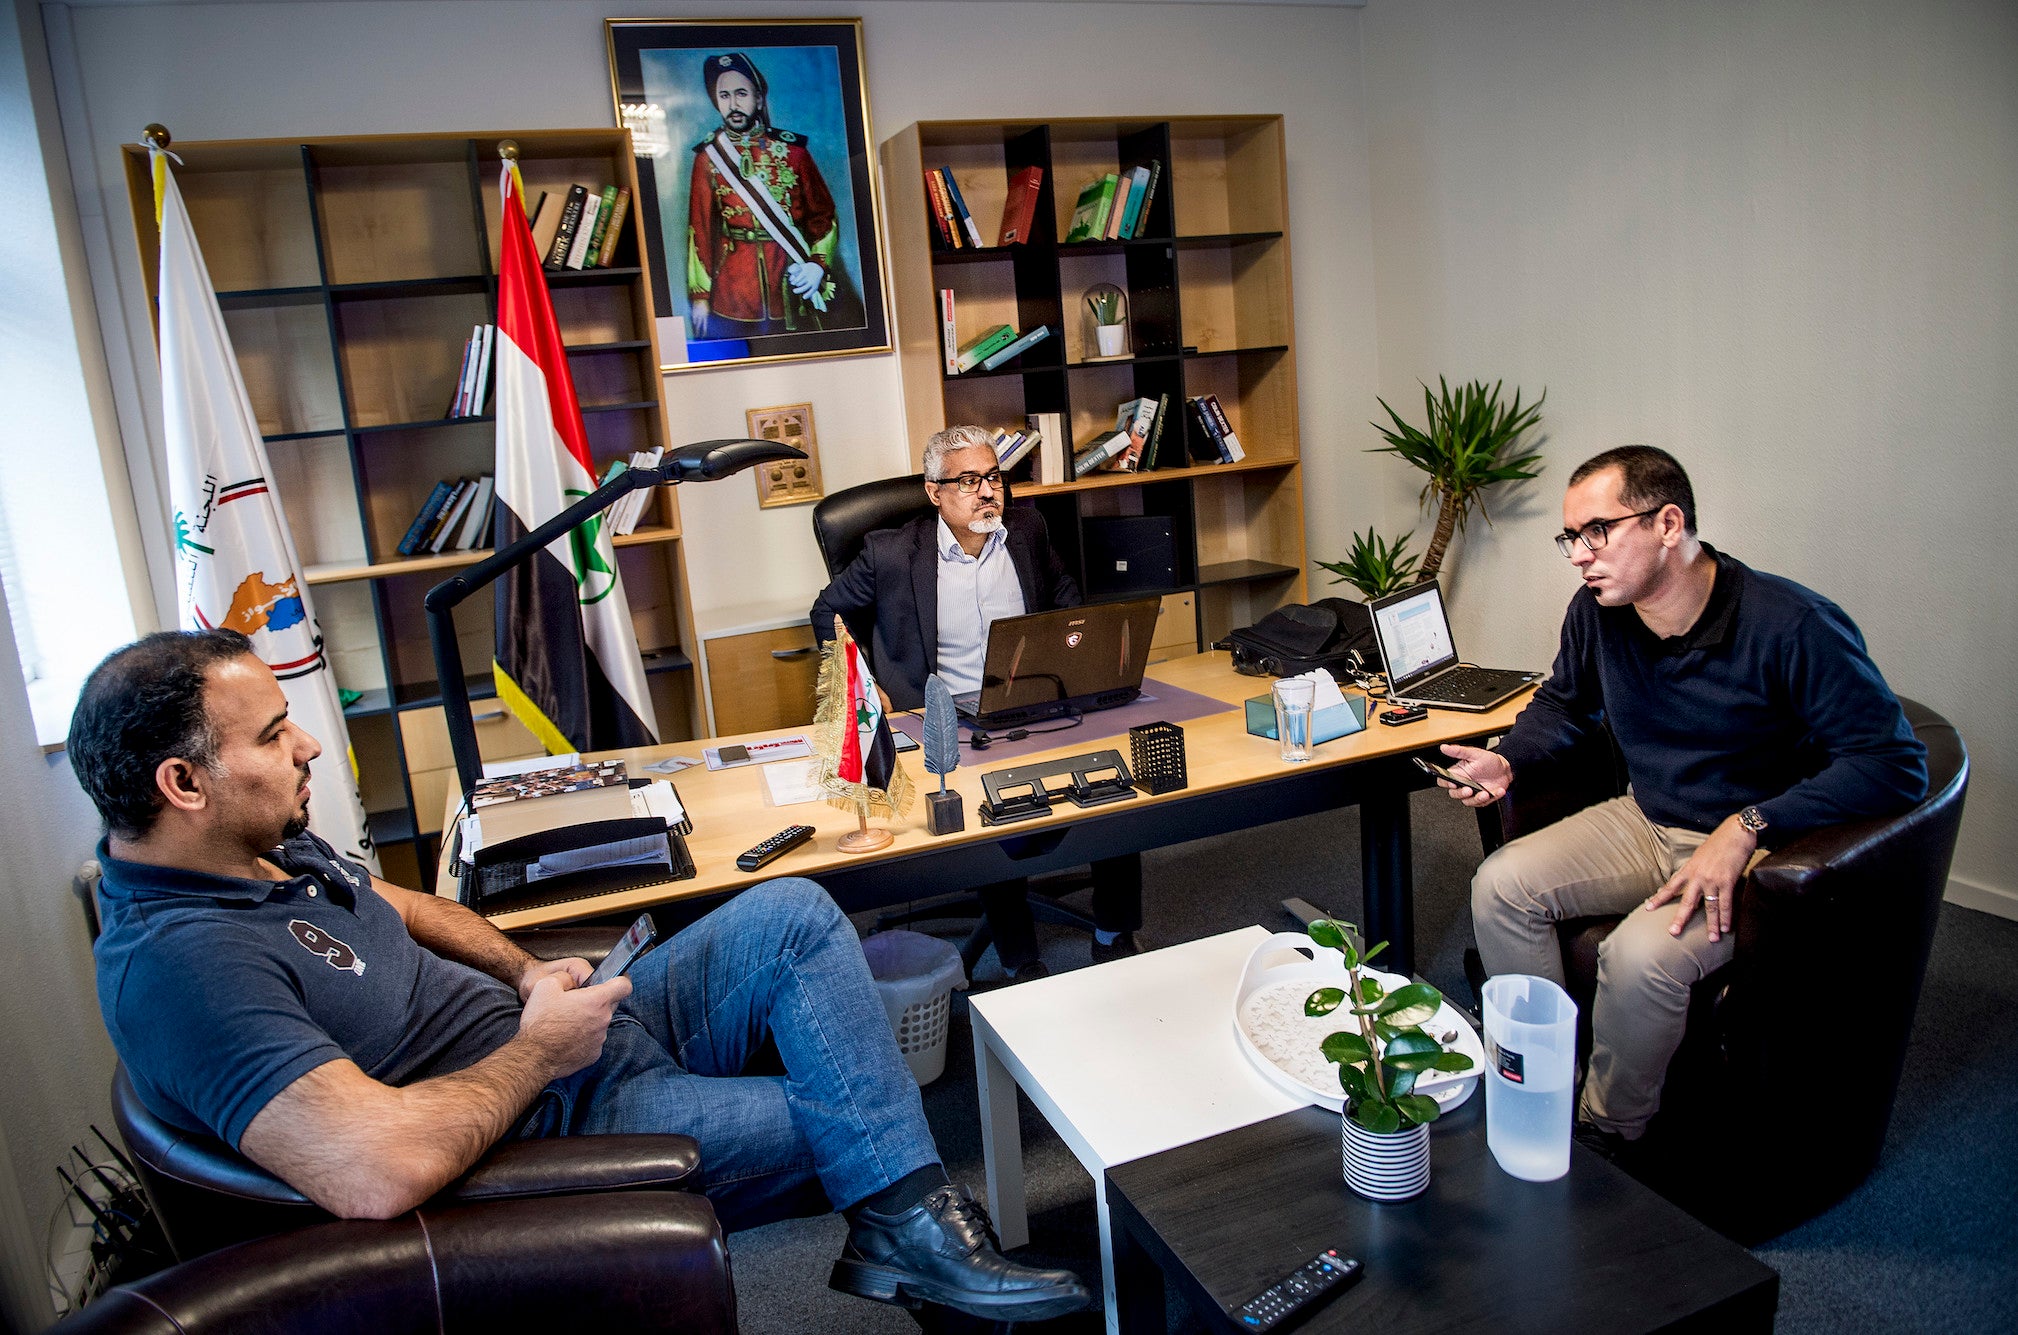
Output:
[1316, 527, 1419, 601]
[1304, 918, 1474, 1201]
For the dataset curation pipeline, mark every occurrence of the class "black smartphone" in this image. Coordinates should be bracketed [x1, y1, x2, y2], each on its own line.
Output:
[1379, 705, 1428, 726]
[588, 913, 660, 986]
[1412, 755, 1470, 786]
[718, 743, 751, 763]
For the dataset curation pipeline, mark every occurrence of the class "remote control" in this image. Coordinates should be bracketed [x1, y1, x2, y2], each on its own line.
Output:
[1228, 1250, 1362, 1331]
[737, 825, 815, 872]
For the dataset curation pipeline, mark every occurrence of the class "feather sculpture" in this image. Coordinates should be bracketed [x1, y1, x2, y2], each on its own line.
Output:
[922, 674, 960, 793]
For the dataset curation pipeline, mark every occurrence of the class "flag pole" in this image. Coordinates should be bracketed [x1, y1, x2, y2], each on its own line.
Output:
[828, 615, 894, 854]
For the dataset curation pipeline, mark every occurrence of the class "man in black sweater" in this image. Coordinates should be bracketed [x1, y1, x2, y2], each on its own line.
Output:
[1436, 446, 1926, 1152]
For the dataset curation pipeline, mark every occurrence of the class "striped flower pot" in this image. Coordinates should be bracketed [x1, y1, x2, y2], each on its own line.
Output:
[1341, 1114, 1431, 1202]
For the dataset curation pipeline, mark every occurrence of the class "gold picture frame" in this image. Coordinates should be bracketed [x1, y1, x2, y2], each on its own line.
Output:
[746, 403, 824, 507]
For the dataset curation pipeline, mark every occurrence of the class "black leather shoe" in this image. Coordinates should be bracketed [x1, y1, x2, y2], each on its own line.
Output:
[1572, 1119, 1633, 1163]
[1005, 959, 1051, 983]
[832, 1184, 1094, 1321]
[1089, 931, 1143, 965]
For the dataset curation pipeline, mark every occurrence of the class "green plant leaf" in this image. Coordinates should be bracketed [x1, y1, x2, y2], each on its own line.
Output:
[1372, 1020, 1405, 1043]
[1337, 1063, 1370, 1102]
[1305, 987, 1346, 1016]
[1373, 982, 1443, 1028]
[1307, 919, 1347, 950]
[1357, 976, 1384, 1003]
[1395, 1094, 1442, 1126]
[1352, 1099, 1401, 1135]
[1384, 1064, 1419, 1098]
[1339, 943, 1359, 969]
[1322, 1032, 1372, 1066]
[1432, 1052, 1477, 1072]
[1382, 1030, 1439, 1057]
[1384, 1051, 1446, 1072]
[1362, 941, 1388, 963]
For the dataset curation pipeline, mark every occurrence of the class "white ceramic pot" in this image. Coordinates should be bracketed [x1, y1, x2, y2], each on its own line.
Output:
[1341, 1113, 1430, 1202]
[1095, 323, 1128, 358]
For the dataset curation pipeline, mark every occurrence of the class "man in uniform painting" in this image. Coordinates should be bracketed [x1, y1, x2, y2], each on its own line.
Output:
[686, 51, 841, 340]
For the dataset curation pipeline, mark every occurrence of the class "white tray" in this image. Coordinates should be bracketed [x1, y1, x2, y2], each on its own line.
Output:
[1231, 932, 1484, 1114]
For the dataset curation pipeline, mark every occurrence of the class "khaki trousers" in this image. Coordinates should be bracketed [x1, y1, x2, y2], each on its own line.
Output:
[1471, 795, 1761, 1138]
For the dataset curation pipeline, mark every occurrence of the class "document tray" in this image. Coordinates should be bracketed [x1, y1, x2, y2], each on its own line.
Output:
[460, 816, 694, 914]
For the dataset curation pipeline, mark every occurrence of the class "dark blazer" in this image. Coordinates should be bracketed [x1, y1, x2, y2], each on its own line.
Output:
[810, 508, 1079, 711]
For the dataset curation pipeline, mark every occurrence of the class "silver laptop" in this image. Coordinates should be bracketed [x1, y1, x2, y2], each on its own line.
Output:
[1368, 580, 1540, 712]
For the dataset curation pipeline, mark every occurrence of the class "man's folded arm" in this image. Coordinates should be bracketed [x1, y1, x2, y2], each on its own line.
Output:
[372, 875, 542, 992]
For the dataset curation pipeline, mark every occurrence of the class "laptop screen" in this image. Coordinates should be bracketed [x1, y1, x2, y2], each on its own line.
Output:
[1371, 582, 1458, 689]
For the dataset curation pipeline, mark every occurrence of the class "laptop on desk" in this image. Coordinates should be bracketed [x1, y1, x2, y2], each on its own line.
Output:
[954, 597, 1162, 729]
[1369, 579, 1541, 712]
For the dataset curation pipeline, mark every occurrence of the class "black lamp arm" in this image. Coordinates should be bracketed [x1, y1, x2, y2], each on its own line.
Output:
[423, 438, 802, 795]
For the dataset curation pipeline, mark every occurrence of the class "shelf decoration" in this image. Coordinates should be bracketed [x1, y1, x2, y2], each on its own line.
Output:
[1083, 282, 1129, 360]
[606, 18, 890, 372]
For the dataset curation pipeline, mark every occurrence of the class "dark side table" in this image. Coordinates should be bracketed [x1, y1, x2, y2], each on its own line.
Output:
[1105, 1097, 1777, 1334]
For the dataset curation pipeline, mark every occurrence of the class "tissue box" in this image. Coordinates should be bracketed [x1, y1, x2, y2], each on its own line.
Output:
[1244, 694, 1369, 744]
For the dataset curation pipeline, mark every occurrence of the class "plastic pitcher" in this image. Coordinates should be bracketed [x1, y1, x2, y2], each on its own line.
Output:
[1481, 974, 1578, 1181]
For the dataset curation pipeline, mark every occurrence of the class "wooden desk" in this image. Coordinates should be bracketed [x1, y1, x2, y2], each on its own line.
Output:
[437, 652, 1530, 972]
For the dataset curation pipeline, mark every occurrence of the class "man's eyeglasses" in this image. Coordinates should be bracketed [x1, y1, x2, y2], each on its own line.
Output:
[936, 470, 1004, 496]
[1554, 507, 1662, 557]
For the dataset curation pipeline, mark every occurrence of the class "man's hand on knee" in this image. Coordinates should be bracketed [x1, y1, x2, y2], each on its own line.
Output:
[1643, 815, 1757, 942]
[520, 972, 631, 1078]
[1437, 744, 1511, 807]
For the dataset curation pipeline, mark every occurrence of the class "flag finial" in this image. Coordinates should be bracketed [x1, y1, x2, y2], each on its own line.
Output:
[142, 123, 171, 151]
[497, 140, 525, 206]
[497, 138, 519, 161]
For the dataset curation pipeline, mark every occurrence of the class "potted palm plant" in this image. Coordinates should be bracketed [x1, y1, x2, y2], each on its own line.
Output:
[1316, 527, 1418, 600]
[1370, 378, 1545, 583]
[1304, 918, 1475, 1202]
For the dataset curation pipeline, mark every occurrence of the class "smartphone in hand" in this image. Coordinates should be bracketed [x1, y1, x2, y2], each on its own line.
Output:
[588, 913, 660, 987]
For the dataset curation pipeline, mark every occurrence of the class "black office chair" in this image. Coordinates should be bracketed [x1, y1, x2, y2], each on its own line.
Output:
[810, 473, 1105, 971]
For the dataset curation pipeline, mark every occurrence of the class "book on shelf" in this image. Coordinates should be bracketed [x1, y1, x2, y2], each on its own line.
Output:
[1186, 396, 1225, 463]
[1065, 177, 1108, 242]
[608, 446, 664, 535]
[1104, 172, 1129, 240]
[937, 167, 984, 248]
[594, 187, 632, 267]
[993, 428, 1040, 474]
[1093, 173, 1121, 238]
[938, 288, 958, 375]
[1135, 160, 1163, 236]
[578, 186, 618, 269]
[453, 474, 496, 551]
[546, 184, 588, 268]
[979, 324, 1051, 371]
[427, 479, 477, 554]
[396, 479, 457, 556]
[446, 329, 476, 417]
[527, 190, 562, 262]
[1027, 412, 1067, 485]
[998, 165, 1042, 245]
[1201, 393, 1246, 461]
[1141, 392, 1173, 470]
[1117, 164, 1151, 239]
[924, 168, 960, 248]
[565, 189, 605, 270]
[1112, 396, 1157, 471]
[1072, 429, 1133, 478]
[954, 323, 1016, 372]
[470, 758, 631, 845]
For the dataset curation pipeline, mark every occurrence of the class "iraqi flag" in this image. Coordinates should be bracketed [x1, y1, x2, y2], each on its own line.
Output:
[839, 637, 897, 793]
[152, 149, 377, 870]
[491, 163, 658, 756]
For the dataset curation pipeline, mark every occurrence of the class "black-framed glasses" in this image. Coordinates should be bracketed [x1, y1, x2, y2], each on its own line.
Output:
[935, 469, 1004, 495]
[1554, 507, 1662, 557]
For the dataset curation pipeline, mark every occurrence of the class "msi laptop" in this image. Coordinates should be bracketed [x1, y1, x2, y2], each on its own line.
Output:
[954, 596, 1162, 729]
[1368, 579, 1541, 712]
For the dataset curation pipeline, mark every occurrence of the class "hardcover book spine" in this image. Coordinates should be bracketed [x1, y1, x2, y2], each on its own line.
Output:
[1137, 160, 1163, 236]
[979, 324, 1050, 371]
[397, 480, 455, 556]
[939, 288, 959, 375]
[1142, 393, 1171, 470]
[999, 166, 1042, 245]
[581, 186, 619, 268]
[595, 187, 632, 267]
[565, 190, 604, 270]
[940, 167, 984, 248]
[925, 169, 960, 248]
[547, 185, 588, 268]
[1188, 397, 1228, 462]
[1204, 394, 1246, 461]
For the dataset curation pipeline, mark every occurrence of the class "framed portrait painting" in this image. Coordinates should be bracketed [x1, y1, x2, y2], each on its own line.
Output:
[606, 18, 890, 372]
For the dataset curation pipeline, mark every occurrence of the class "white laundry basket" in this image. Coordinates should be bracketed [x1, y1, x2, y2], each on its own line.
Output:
[861, 930, 968, 1085]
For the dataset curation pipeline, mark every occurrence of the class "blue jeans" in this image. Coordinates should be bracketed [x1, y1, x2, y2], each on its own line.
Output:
[517, 879, 941, 1231]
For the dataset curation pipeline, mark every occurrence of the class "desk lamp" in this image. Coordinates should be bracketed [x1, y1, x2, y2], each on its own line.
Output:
[424, 437, 804, 793]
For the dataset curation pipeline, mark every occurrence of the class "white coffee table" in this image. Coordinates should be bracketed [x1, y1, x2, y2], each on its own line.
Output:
[967, 925, 1307, 1334]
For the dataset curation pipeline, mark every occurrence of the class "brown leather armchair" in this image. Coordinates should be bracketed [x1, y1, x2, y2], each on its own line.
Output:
[1476, 698, 1969, 1243]
[61, 1192, 735, 1334]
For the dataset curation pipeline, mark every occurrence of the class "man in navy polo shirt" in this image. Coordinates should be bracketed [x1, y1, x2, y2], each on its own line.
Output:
[73, 630, 1090, 1323]
[1434, 446, 1927, 1155]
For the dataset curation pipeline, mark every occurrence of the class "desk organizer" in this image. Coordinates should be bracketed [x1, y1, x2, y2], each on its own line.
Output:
[1243, 694, 1368, 745]
[977, 749, 1139, 825]
[1129, 721, 1188, 794]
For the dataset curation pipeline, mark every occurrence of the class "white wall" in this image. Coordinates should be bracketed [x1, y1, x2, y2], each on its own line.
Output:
[1358, 0, 2018, 909]
[49, 0, 1379, 660]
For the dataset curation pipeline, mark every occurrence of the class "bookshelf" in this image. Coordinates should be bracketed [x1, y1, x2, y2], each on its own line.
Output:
[881, 116, 1308, 649]
[122, 130, 701, 887]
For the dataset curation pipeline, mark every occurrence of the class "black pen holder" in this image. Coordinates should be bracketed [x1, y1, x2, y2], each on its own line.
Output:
[926, 789, 965, 836]
[1130, 720, 1188, 794]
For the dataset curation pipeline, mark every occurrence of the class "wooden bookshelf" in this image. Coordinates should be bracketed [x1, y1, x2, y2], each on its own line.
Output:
[123, 130, 702, 887]
[881, 117, 1308, 648]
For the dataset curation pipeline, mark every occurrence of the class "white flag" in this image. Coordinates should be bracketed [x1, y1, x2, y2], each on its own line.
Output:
[154, 150, 379, 872]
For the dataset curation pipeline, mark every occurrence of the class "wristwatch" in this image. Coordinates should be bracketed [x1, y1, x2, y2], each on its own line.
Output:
[1738, 805, 1769, 837]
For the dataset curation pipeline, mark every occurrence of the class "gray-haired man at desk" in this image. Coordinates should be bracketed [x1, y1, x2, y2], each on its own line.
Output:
[810, 424, 1145, 980]
[72, 628, 1091, 1322]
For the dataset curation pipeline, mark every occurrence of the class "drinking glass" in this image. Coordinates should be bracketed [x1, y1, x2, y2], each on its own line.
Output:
[1272, 678, 1316, 763]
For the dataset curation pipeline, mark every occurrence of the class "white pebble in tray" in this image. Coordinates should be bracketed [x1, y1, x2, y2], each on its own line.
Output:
[1239, 980, 1348, 1091]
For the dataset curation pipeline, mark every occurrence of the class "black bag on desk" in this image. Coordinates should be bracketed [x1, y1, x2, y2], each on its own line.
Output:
[1226, 598, 1377, 678]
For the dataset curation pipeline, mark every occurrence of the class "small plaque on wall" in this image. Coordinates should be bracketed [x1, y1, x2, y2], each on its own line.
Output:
[746, 402, 824, 508]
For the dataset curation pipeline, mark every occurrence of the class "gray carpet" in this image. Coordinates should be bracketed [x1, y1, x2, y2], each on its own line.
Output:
[726, 791, 2018, 1332]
